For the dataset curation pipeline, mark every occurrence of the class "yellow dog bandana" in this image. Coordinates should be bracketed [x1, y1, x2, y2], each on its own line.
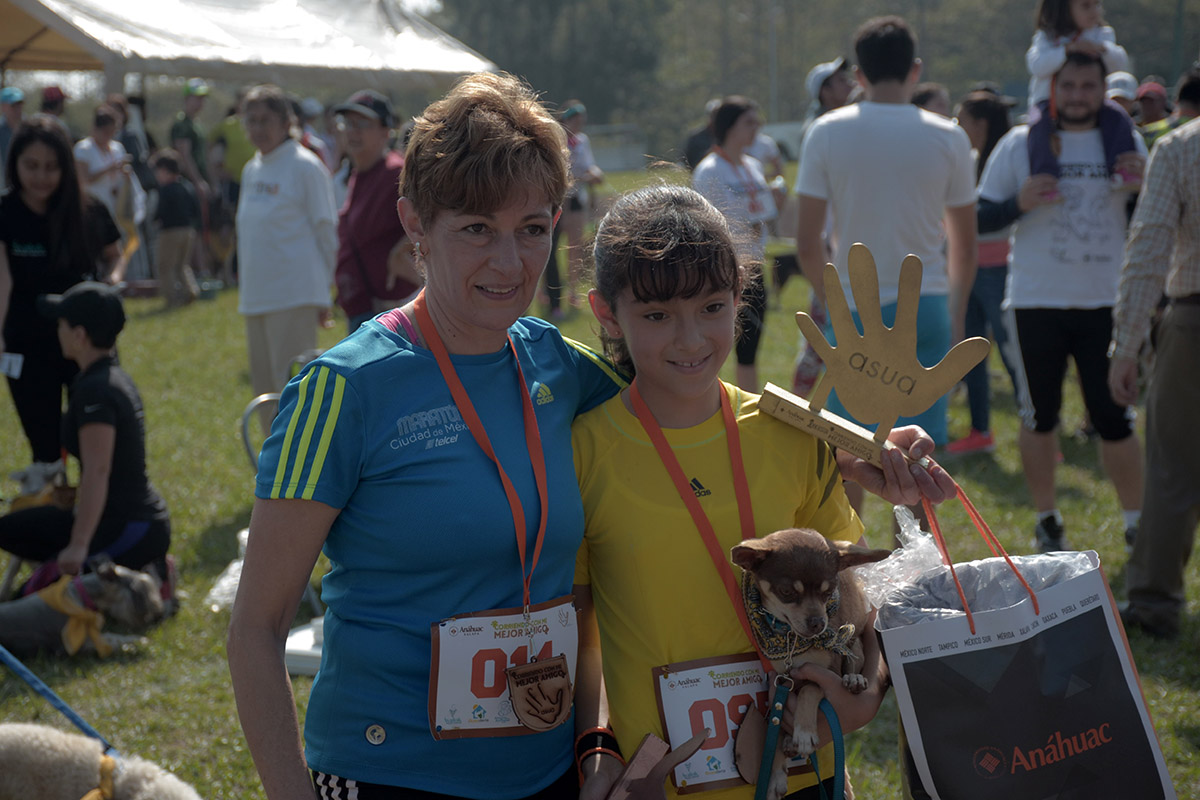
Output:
[35, 576, 113, 658]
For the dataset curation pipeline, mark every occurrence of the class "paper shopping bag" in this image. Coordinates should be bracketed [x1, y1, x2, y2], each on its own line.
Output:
[877, 548, 1175, 800]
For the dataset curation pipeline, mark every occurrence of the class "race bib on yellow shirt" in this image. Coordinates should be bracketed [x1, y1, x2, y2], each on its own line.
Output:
[653, 653, 815, 792]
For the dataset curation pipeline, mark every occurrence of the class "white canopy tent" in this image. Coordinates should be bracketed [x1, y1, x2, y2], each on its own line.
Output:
[0, 0, 494, 92]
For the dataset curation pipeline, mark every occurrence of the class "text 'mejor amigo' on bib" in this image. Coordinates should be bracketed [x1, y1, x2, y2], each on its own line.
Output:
[428, 595, 577, 739]
[759, 243, 990, 465]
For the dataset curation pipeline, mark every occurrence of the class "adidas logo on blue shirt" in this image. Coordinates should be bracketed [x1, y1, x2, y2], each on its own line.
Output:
[535, 383, 555, 405]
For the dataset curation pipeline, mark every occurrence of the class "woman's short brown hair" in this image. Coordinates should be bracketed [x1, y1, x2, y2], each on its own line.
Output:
[400, 72, 568, 225]
[243, 84, 297, 136]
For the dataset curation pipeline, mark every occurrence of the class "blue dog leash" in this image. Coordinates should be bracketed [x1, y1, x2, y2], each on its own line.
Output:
[0, 642, 119, 757]
[808, 699, 845, 800]
[753, 679, 845, 800]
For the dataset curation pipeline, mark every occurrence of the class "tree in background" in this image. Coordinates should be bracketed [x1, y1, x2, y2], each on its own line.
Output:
[431, 0, 1194, 161]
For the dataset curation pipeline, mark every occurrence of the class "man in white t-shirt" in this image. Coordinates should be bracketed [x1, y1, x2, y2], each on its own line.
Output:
[978, 51, 1146, 554]
[795, 15, 977, 507]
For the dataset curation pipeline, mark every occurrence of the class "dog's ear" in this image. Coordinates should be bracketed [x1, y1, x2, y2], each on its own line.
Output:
[832, 541, 892, 570]
[91, 555, 117, 580]
[731, 538, 772, 572]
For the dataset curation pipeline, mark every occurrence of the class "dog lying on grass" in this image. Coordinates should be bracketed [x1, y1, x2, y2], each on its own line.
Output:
[0, 560, 165, 657]
[731, 528, 890, 800]
[0, 723, 202, 800]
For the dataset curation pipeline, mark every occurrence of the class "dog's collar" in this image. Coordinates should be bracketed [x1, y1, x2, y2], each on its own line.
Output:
[72, 575, 98, 612]
[79, 753, 116, 800]
[741, 571, 855, 664]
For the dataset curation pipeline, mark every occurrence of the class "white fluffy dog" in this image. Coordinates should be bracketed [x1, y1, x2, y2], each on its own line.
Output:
[0, 723, 202, 800]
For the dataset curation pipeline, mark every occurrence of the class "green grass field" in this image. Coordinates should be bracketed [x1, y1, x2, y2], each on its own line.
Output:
[1, 173, 1197, 798]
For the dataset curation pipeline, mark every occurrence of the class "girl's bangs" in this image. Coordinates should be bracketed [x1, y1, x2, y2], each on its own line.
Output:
[625, 240, 738, 304]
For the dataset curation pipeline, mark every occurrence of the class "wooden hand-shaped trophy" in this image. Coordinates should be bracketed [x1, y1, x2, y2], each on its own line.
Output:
[759, 243, 990, 467]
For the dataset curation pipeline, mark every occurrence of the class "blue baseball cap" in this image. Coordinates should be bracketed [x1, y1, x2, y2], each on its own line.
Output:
[1, 87, 25, 105]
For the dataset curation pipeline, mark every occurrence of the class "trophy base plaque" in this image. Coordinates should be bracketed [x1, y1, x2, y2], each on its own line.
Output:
[758, 383, 926, 469]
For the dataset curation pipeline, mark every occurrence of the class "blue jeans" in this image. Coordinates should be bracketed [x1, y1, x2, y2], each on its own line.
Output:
[824, 294, 951, 446]
[963, 266, 1018, 433]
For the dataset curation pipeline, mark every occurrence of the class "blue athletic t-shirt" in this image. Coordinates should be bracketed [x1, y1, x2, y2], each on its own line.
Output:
[255, 314, 623, 796]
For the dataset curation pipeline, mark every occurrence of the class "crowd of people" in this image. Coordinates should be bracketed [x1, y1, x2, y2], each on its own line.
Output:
[0, 0, 1197, 797]
[673, 5, 1197, 645]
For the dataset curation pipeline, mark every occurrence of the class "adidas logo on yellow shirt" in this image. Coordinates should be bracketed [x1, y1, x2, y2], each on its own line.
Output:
[536, 383, 555, 406]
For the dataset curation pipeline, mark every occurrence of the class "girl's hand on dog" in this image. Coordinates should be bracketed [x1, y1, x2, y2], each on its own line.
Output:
[783, 616, 890, 742]
[836, 425, 956, 506]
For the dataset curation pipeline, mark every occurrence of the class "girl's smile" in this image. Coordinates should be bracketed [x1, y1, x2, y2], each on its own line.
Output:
[592, 286, 738, 428]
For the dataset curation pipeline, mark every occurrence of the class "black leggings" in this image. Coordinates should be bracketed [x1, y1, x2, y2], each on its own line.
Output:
[311, 765, 577, 800]
[0, 505, 170, 573]
[4, 339, 77, 463]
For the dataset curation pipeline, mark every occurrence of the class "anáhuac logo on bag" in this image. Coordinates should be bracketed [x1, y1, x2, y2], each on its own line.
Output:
[978, 723, 1114, 777]
[972, 746, 1006, 779]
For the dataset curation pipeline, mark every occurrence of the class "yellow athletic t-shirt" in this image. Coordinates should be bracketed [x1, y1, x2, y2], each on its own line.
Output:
[573, 382, 864, 798]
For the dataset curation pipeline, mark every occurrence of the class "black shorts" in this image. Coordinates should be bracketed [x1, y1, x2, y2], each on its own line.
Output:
[311, 766, 576, 800]
[1006, 306, 1132, 440]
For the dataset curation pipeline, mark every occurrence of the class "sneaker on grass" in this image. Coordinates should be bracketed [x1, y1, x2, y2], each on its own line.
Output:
[1034, 515, 1068, 553]
[946, 429, 995, 455]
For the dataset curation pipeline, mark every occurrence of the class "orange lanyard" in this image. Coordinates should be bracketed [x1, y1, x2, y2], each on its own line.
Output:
[414, 291, 549, 608]
[628, 380, 772, 672]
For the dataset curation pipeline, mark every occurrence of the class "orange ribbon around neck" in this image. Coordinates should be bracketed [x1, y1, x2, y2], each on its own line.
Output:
[413, 290, 550, 609]
[628, 380, 774, 673]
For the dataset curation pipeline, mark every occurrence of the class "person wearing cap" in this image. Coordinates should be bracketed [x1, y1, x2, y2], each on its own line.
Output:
[807, 57, 854, 117]
[1136, 80, 1168, 128]
[1106, 71, 1138, 115]
[1138, 74, 1198, 150]
[0, 282, 170, 580]
[332, 88, 419, 332]
[40, 85, 71, 139]
[235, 85, 337, 428]
[544, 99, 603, 317]
[171, 78, 211, 196]
[0, 86, 25, 186]
[788, 56, 854, 399]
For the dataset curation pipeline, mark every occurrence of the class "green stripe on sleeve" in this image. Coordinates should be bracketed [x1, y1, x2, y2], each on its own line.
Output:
[564, 336, 629, 387]
[284, 367, 330, 498]
[302, 373, 346, 500]
[270, 369, 315, 498]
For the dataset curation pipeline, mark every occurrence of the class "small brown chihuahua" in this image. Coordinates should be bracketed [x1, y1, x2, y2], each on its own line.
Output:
[731, 528, 890, 800]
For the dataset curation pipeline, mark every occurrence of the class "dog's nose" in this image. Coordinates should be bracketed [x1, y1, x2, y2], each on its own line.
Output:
[805, 617, 827, 636]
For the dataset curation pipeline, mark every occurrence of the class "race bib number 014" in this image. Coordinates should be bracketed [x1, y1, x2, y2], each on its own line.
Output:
[653, 653, 815, 793]
[429, 595, 577, 740]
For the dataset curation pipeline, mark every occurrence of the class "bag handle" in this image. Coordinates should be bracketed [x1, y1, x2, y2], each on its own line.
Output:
[920, 483, 1040, 635]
